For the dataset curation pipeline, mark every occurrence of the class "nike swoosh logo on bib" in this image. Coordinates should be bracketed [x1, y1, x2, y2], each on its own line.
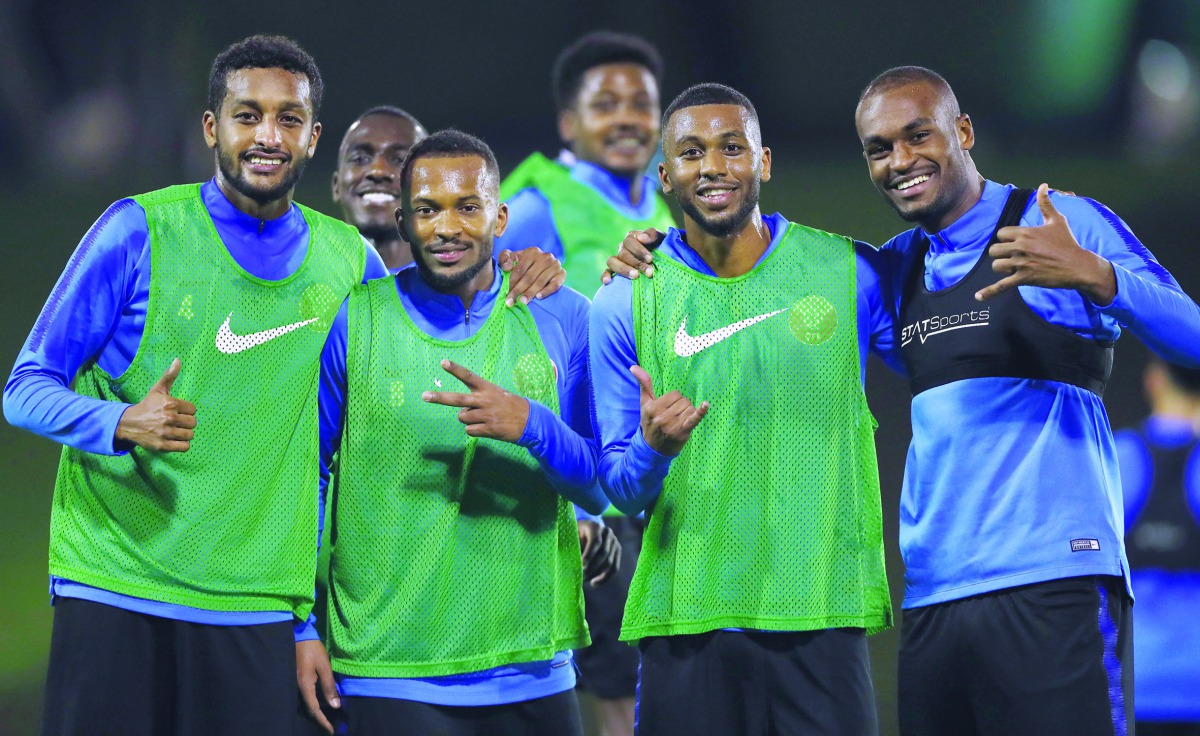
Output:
[214, 313, 319, 354]
[673, 309, 788, 357]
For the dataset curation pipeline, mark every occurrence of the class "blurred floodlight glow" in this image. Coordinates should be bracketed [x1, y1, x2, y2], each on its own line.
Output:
[1138, 40, 1192, 103]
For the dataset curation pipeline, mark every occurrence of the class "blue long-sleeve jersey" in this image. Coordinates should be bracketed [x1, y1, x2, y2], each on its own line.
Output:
[874, 181, 1200, 608]
[308, 260, 603, 706]
[3, 178, 386, 625]
[496, 150, 661, 278]
[588, 212, 898, 515]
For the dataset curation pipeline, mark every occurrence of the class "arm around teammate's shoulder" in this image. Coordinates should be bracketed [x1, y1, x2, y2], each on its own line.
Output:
[854, 241, 905, 378]
[4, 198, 151, 454]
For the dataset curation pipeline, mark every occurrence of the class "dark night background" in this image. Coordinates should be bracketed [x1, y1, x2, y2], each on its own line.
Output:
[2, 1, 1198, 733]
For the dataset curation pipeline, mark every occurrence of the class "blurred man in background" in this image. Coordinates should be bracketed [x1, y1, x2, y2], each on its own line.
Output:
[498, 31, 674, 736]
[1116, 359, 1200, 735]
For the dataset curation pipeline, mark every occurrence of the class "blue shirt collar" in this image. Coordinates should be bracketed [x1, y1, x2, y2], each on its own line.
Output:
[661, 212, 789, 277]
[557, 149, 659, 220]
[200, 178, 306, 247]
[396, 259, 503, 332]
[921, 179, 1009, 254]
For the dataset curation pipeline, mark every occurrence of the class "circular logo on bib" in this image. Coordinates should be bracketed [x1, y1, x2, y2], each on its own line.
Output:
[513, 354, 556, 405]
[300, 283, 338, 329]
[788, 295, 837, 345]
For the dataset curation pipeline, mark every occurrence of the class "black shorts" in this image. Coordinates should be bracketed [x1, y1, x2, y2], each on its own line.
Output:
[636, 628, 877, 736]
[41, 597, 296, 736]
[899, 575, 1133, 736]
[341, 689, 583, 736]
[574, 515, 643, 700]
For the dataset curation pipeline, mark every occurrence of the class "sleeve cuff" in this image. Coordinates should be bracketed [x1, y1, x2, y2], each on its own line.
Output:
[516, 399, 554, 451]
[105, 403, 135, 456]
[294, 614, 319, 642]
[575, 505, 604, 523]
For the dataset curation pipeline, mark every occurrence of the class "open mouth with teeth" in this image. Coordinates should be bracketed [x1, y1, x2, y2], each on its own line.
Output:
[893, 173, 933, 194]
[359, 192, 398, 206]
[606, 135, 649, 154]
[696, 185, 737, 208]
[244, 154, 288, 174]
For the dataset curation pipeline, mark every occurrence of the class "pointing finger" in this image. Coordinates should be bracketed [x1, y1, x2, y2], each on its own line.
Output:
[422, 391, 483, 408]
[440, 359, 486, 389]
[975, 273, 1022, 302]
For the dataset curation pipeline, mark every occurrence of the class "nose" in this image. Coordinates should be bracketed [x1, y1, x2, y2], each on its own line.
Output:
[889, 142, 916, 172]
[699, 147, 726, 178]
[433, 211, 463, 240]
[366, 155, 395, 182]
[255, 119, 282, 149]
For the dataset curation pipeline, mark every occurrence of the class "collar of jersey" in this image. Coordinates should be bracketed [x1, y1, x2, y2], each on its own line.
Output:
[395, 260, 504, 339]
[921, 179, 1012, 255]
[662, 212, 787, 278]
[565, 155, 660, 220]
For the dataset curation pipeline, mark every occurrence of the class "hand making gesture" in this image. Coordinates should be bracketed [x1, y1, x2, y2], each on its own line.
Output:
[114, 358, 197, 452]
[976, 183, 1117, 305]
[422, 359, 530, 443]
[630, 365, 708, 457]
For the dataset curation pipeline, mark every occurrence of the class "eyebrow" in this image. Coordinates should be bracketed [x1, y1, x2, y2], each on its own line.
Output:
[410, 194, 485, 206]
[862, 117, 935, 147]
[231, 99, 307, 113]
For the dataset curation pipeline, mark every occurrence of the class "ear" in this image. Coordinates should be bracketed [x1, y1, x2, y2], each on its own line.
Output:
[306, 121, 322, 158]
[395, 206, 408, 241]
[493, 202, 509, 238]
[331, 169, 341, 201]
[558, 109, 578, 147]
[658, 161, 672, 194]
[760, 146, 772, 183]
[202, 111, 218, 150]
[957, 114, 974, 152]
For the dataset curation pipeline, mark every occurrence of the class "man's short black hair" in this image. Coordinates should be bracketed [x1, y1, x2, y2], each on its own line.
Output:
[857, 66, 958, 114]
[354, 105, 424, 130]
[208, 35, 324, 119]
[399, 129, 500, 191]
[552, 31, 663, 111]
[661, 83, 759, 134]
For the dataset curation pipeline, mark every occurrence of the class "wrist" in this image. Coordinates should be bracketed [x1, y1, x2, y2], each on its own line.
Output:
[1084, 255, 1117, 307]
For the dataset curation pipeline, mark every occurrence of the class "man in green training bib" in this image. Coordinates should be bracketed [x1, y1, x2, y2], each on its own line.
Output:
[294, 129, 610, 736]
[589, 84, 896, 735]
[498, 31, 674, 300]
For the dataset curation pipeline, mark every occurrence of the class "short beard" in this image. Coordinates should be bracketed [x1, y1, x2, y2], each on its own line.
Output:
[413, 237, 494, 293]
[678, 176, 761, 238]
[216, 142, 307, 205]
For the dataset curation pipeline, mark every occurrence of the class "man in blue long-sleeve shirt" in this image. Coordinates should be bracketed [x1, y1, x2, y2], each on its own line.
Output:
[854, 66, 1200, 736]
[294, 129, 607, 736]
[1, 36, 382, 736]
[606, 66, 1200, 735]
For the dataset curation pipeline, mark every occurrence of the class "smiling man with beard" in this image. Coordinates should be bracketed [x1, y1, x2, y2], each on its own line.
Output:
[588, 83, 896, 736]
[2, 35, 393, 736]
[294, 129, 609, 736]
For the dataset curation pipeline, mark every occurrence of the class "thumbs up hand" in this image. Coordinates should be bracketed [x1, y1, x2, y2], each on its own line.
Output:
[631, 365, 709, 457]
[114, 358, 198, 452]
[976, 183, 1117, 305]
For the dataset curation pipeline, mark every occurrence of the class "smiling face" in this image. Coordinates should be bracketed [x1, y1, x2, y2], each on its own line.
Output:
[399, 155, 507, 296]
[333, 114, 426, 241]
[203, 67, 320, 214]
[560, 62, 660, 179]
[660, 103, 771, 238]
[856, 80, 977, 232]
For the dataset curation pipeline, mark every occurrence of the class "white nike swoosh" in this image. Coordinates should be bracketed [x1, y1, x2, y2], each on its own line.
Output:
[214, 313, 319, 354]
[673, 309, 788, 357]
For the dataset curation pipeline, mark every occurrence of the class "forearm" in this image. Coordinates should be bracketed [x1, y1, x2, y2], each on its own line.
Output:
[1100, 263, 1200, 367]
[598, 429, 672, 516]
[519, 401, 607, 514]
[3, 368, 131, 454]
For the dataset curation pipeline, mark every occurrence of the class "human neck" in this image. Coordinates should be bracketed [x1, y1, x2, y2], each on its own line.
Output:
[683, 208, 771, 278]
[370, 235, 413, 272]
[215, 172, 291, 221]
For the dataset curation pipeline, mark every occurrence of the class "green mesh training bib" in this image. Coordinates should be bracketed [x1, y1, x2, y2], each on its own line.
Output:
[329, 272, 588, 678]
[501, 153, 674, 298]
[625, 221, 892, 641]
[49, 184, 365, 618]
